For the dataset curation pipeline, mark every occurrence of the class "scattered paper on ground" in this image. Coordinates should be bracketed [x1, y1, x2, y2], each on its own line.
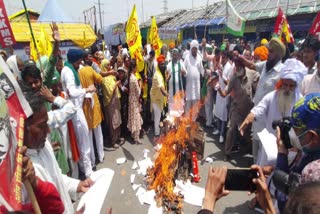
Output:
[132, 184, 141, 191]
[130, 174, 135, 183]
[131, 161, 138, 170]
[137, 158, 153, 175]
[175, 179, 205, 207]
[148, 203, 163, 214]
[116, 157, 127, 164]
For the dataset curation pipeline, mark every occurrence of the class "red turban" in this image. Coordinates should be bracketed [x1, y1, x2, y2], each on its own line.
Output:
[157, 54, 165, 64]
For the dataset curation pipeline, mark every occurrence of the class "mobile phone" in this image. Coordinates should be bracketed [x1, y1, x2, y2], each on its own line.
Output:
[225, 168, 258, 191]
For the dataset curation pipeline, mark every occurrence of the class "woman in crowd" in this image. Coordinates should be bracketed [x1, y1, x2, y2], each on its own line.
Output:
[127, 59, 143, 144]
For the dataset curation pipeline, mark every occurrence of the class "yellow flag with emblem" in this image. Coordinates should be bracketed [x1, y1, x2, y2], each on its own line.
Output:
[126, 4, 144, 72]
[149, 16, 162, 57]
[30, 27, 53, 61]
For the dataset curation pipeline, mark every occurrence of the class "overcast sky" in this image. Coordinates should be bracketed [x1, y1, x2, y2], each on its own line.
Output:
[4, 0, 221, 27]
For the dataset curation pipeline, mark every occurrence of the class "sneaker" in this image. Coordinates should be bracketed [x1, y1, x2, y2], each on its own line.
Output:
[223, 155, 230, 162]
[113, 143, 120, 148]
[219, 136, 224, 144]
[213, 130, 220, 135]
[231, 145, 240, 153]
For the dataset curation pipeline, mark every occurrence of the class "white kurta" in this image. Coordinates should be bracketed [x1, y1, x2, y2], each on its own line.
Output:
[214, 62, 233, 121]
[27, 140, 80, 214]
[61, 65, 93, 177]
[301, 72, 320, 96]
[251, 90, 301, 166]
[184, 53, 204, 101]
[167, 60, 186, 116]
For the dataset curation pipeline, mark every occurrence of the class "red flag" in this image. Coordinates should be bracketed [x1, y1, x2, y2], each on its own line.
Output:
[274, 8, 294, 43]
[0, 0, 16, 47]
[0, 57, 32, 211]
[310, 12, 320, 40]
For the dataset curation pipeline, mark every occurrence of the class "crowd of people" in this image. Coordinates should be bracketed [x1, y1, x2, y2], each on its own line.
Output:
[1, 20, 320, 213]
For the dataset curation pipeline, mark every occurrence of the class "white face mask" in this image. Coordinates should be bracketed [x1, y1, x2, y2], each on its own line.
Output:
[288, 128, 303, 150]
[288, 128, 309, 150]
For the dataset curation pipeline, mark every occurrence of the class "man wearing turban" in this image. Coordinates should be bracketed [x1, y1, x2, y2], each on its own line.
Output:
[239, 59, 307, 166]
[150, 55, 168, 138]
[61, 49, 96, 178]
[237, 37, 286, 163]
[183, 40, 204, 121]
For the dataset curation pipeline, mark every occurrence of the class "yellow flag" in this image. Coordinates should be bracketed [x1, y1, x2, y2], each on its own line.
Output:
[126, 5, 144, 72]
[149, 16, 162, 57]
[30, 27, 53, 61]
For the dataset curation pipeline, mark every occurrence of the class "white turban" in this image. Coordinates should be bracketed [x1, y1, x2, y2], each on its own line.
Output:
[280, 58, 307, 83]
[190, 40, 199, 50]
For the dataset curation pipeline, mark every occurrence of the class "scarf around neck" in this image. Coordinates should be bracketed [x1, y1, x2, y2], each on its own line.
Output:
[65, 61, 80, 86]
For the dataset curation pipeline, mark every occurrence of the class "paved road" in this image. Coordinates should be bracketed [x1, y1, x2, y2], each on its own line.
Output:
[95, 125, 256, 214]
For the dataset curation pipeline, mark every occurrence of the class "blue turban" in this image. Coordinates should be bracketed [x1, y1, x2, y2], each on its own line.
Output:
[67, 49, 83, 63]
[291, 93, 320, 130]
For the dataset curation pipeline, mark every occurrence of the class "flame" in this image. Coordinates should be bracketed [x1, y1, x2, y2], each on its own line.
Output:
[147, 90, 205, 207]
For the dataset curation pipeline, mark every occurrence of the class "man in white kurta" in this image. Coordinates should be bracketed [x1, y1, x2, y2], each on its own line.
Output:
[27, 140, 79, 213]
[213, 52, 233, 143]
[240, 59, 307, 166]
[166, 48, 186, 117]
[301, 58, 320, 96]
[183, 40, 204, 121]
[61, 49, 95, 178]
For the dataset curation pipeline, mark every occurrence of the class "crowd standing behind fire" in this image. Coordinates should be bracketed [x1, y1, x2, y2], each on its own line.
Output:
[1, 21, 320, 214]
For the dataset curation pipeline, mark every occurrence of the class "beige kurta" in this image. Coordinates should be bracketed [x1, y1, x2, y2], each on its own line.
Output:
[127, 73, 142, 133]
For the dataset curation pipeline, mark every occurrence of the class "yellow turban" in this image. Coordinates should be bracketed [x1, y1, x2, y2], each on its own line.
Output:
[261, 38, 268, 45]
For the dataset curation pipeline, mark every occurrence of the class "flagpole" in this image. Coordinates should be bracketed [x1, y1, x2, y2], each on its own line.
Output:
[22, 0, 43, 72]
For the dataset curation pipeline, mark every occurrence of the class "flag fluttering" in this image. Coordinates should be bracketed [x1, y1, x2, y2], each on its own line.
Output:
[226, 0, 245, 37]
[126, 5, 144, 72]
[149, 16, 162, 57]
[310, 12, 320, 40]
[30, 27, 53, 61]
[274, 8, 294, 43]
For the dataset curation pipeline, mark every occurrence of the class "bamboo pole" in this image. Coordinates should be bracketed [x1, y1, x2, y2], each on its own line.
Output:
[22, 0, 43, 73]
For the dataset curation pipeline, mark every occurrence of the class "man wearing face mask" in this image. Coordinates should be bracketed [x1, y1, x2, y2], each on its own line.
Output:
[301, 52, 320, 96]
[275, 93, 320, 213]
[214, 58, 259, 161]
[239, 59, 307, 166]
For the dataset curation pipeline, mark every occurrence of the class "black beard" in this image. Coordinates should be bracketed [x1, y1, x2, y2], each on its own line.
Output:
[266, 59, 277, 71]
[86, 61, 93, 66]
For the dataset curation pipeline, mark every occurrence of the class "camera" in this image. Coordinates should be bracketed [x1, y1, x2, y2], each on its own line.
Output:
[272, 117, 293, 149]
[272, 170, 300, 195]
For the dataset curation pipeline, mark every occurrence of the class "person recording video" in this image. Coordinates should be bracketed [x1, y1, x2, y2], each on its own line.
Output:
[273, 93, 320, 212]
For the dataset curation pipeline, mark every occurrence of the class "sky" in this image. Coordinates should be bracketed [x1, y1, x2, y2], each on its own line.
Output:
[4, 0, 220, 27]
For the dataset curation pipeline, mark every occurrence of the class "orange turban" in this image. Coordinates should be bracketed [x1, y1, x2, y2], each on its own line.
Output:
[169, 42, 175, 49]
[254, 46, 269, 61]
[157, 54, 165, 64]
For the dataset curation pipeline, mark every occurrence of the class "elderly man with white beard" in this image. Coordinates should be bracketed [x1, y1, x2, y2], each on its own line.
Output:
[239, 58, 307, 166]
